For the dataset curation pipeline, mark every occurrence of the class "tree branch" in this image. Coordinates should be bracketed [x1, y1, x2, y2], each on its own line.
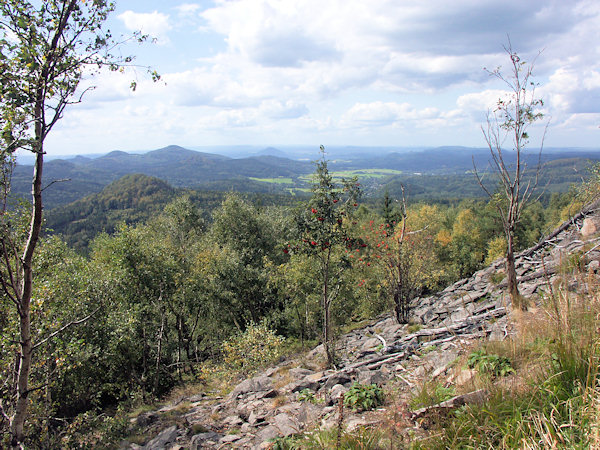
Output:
[32, 306, 102, 351]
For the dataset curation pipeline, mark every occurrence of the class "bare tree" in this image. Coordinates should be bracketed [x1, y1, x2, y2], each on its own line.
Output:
[474, 43, 546, 310]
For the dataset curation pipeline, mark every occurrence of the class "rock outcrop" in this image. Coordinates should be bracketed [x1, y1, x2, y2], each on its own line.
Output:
[122, 203, 600, 449]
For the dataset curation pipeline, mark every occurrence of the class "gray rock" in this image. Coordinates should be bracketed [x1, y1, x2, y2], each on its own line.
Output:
[582, 217, 600, 236]
[295, 401, 324, 425]
[190, 432, 223, 449]
[219, 434, 242, 444]
[450, 308, 469, 323]
[329, 383, 348, 401]
[285, 378, 320, 393]
[322, 372, 352, 391]
[361, 337, 381, 351]
[357, 369, 385, 386]
[248, 409, 268, 425]
[143, 425, 178, 450]
[273, 412, 300, 436]
[229, 375, 273, 398]
[288, 367, 315, 379]
[256, 424, 281, 443]
[187, 393, 205, 402]
[256, 388, 279, 399]
[222, 415, 244, 427]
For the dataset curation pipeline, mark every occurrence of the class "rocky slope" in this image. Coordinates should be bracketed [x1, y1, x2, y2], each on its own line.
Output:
[122, 203, 600, 449]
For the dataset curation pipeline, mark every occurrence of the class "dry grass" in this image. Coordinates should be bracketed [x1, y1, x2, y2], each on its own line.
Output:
[409, 266, 600, 449]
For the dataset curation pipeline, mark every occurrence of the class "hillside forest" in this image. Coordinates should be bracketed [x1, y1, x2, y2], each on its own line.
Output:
[0, 146, 586, 446]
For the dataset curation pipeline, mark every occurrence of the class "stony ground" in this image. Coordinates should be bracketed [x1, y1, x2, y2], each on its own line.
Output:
[121, 204, 600, 449]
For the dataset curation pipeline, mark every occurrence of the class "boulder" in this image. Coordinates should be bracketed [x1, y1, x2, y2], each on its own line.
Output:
[285, 378, 320, 393]
[190, 432, 223, 449]
[357, 369, 386, 386]
[288, 367, 315, 379]
[329, 384, 348, 402]
[272, 412, 299, 436]
[581, 217, 600, 236]
[322, 372, 352, 391]
[143, 425, 178, 450]
[229, 375, 273, 398]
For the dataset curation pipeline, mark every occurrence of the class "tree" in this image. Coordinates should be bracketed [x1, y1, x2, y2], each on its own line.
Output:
[474, 43, 546, 310]
[293, 146, 361, 367]
[365, 191, 442, 323]
[0, 2, 156, 445]
[208, 193, 282, 330]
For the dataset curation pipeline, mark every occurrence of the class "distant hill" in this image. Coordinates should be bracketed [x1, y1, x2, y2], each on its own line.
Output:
[45, 173, 303, 254]
[329, 146, 600, 173]
[14, 145, 600, 210]
[45, 174, 180, 253]
[13, 145, 314, 208]
[257, 147, 288, 157]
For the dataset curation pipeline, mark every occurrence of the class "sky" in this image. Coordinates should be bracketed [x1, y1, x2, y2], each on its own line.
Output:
[42, 0, 600, 156]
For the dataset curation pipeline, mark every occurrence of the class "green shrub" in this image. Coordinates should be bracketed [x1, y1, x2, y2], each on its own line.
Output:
[222, 322, 284, 375]
[489, 271, 505, 285]
[344, 383, 384, 411]
[271, 427, 384, 449]
[467, 348, 514, 377]
[298, 388, 321, 404]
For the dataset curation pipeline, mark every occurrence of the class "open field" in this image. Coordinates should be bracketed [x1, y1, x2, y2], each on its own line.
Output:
[249, 177, 294, 184]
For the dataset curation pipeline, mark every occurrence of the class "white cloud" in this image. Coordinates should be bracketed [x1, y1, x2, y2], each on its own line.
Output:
[118, 10, 172, 44]
[44, 0, 600, 153]
[259, 100, 308, 119]
[175, 3, 202, 15]
[341, 101, 445, 129]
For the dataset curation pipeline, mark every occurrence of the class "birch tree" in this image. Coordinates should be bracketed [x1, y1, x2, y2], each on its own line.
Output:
[0, 1, 155, 446]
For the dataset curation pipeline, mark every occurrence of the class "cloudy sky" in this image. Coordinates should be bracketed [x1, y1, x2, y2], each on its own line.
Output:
[45, 0, 600, 155]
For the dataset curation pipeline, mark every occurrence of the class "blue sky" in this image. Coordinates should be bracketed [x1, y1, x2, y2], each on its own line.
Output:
[44, 0, 600, 155]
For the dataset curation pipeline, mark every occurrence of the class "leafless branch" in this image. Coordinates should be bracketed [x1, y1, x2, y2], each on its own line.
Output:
[42, 178, 71, 192]
[32, 306, 102, 351]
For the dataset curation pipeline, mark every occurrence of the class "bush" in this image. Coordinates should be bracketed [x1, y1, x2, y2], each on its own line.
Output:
[467, 348, 514, 377]
[222, 322, 285, 375]
[344, 383, 384, 411]
[298, 388, 320, 404]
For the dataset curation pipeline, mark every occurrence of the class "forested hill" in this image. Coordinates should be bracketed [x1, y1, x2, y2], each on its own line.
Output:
[44, 174, 303, 254]
[13, 145, 314, 208]
[13, 145, 600, 209]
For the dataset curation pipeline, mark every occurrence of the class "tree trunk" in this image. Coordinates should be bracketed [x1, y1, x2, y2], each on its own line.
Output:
[322, 255, 334, 367]
[154, 310, 166, 395]
[506, 233, 524, 310]
[10, 133, 44, 447]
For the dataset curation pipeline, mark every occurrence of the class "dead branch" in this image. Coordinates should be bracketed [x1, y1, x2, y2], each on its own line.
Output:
[411, 389, 488, 419]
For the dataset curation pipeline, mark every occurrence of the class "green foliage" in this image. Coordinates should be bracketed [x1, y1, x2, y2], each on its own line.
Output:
[467, 348, 515, 377]
[343, 382, 384, 411]
[489, 271, 505, 285]
[559, 250, 587, 275]
[222, 322, 284, 375]
[58, 409, 130, 449]
[298, 389, 320, 404]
